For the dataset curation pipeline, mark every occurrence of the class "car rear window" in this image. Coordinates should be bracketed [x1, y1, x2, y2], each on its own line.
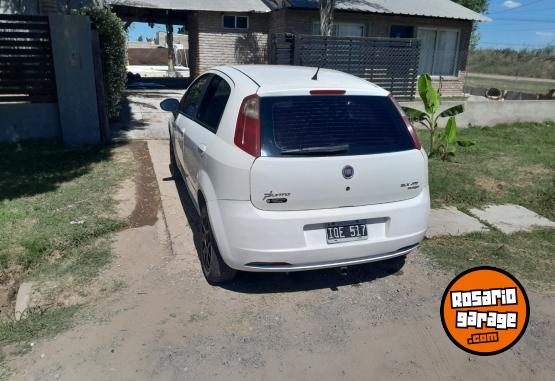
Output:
[259, 95, 415, 157]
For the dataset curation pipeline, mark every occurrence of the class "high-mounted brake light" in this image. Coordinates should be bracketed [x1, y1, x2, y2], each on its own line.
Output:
[388, 94, 422, 150]
[234, 94, 261, 157]
[310, 89, 346, 95]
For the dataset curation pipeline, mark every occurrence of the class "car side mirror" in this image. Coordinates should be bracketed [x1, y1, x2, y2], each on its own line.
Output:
[160, 98, 180, 112]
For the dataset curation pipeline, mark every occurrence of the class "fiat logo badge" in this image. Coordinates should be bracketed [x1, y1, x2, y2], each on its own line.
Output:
[342, 165, 354, 179]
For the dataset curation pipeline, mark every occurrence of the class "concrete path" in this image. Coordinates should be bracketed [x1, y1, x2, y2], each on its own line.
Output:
[111, 90, 184, 141]
[427, 207, 488, 238]
[470, 204, 555, 234]
[428, 204, 555, 237]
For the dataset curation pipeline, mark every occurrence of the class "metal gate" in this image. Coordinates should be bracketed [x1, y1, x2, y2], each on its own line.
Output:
[270, 34, 421, 100]
[0, 14, 57, 103]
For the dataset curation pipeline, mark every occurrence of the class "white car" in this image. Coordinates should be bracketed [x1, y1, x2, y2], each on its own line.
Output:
[161, 65, 430, 283]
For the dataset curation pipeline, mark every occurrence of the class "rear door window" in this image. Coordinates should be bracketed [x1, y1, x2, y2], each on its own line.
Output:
[259, 95, 415, 157]
[196, 75, 232, 132]
[179, 74, 211, 118]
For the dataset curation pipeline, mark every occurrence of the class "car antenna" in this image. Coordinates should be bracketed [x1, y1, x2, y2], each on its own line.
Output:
[311, 66, 321, 81]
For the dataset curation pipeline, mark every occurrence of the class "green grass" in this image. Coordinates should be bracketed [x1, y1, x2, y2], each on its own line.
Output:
[465, 75, 554, 95]
[418, 122, 555, 292]
[0, 306, 79, 377]
[0, 306, 79, 346]
[422, 229, 554, 292]
[0, 141, 133, 360]
[0, 141, 132, 279]
[418, 122, 555, 220]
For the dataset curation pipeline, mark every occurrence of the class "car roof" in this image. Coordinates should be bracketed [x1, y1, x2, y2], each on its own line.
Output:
[213, 65, 389, 96]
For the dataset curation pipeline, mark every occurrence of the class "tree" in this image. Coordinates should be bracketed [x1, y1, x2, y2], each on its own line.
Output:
[451, 0, 490, 48]
[76, 5, 127, 119]
[451, 0, 489, 13]
[137, 35, 143, 42]
[319, 0, 336, 36]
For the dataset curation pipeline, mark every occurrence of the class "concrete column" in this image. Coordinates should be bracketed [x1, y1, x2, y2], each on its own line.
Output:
[166, 22, 176, 74]
[49, 14, 101, 146]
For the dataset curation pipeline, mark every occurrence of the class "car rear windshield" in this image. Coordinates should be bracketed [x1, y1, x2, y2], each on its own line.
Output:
[259, 95, 415, 157]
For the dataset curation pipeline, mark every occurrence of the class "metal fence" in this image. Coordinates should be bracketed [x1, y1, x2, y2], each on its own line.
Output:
[270, 34, 421, 100]
[0, 14, 57, 103]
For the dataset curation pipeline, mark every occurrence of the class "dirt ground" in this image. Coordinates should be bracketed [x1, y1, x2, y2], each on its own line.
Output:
[7, 140, 555, 381]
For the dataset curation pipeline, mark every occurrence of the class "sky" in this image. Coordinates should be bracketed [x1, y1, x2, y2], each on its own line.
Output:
[128, 24, 178, 42]
[477, 0, 555, 49]
[127, 0, 555, 50]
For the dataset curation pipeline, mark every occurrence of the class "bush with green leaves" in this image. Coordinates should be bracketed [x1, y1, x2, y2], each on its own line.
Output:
[403, 74, 474, 161]
[76, 5, 127, 119]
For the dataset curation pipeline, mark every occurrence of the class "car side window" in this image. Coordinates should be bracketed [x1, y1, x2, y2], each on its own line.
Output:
[196, 75, 232, 132]
[179, 74, 211, 118]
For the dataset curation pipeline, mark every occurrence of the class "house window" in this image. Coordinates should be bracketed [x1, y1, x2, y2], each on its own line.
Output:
[390, 25, 414, 38]
[311, 22, 366, 37]
[417, 28, 460, 76]
[223, 15, 249, 30]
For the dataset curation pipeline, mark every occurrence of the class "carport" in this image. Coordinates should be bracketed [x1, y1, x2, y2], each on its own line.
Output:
[107, 0, 271, 140]
[108, 0, 271, 79]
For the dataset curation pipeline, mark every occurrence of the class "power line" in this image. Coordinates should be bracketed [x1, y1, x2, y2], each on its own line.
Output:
[481, 28, 555, 32]
[491, 7, 555, 13]
[479, 41, 551, 47]
[492, 17, 555, 23]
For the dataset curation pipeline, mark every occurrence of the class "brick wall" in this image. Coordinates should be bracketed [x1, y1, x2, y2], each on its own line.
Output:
[191, 9, 473, 96]
[190, 11, 270, 78]
[432, 71, 467, 98]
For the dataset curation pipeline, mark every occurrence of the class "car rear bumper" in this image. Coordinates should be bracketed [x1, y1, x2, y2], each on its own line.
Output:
[207, 187, 430, 272]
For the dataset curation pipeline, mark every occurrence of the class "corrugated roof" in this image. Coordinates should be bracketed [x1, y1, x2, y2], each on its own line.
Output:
[278, 0, 490, 21]
[107, 0, 271, 13]
[107, 0, 490, 21]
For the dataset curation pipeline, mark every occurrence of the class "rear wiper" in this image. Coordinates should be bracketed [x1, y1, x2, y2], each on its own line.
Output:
[280, 144, 350, 155]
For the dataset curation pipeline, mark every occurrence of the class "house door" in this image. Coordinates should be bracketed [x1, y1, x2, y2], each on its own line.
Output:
[418, 29, 459, 76]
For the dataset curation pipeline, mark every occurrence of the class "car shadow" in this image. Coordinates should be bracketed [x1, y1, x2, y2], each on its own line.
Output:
[172, 169, 406, 294]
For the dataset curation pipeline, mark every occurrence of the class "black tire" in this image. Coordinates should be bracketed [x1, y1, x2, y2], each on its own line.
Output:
[169, 137, 180, 179]
[199, 205, 237, 284]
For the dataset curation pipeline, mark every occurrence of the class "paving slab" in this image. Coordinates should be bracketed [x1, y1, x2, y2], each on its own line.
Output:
[470, 204, 555, 234]
[427, 206, 488, 238]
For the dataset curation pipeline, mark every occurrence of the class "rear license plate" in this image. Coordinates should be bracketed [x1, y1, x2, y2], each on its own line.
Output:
[326, 222, 368, 244]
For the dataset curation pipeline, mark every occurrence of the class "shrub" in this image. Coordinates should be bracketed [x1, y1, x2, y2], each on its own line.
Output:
[403, 74, 474, 161]
[76, 5, 127, 119]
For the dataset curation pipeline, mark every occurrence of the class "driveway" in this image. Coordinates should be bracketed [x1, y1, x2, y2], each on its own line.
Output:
[110, 90, 184, 141]
[9, 140, 555, 380]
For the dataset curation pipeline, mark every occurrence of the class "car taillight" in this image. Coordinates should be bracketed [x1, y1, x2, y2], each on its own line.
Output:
[388, 94, 422, 150]
[234, 94, 261, 157]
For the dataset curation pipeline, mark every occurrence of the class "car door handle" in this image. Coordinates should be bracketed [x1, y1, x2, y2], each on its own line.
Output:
[197, 144, 207, 157]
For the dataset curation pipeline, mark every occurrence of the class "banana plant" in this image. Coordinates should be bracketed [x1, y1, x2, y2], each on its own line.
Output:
[402, 74, 474, 160]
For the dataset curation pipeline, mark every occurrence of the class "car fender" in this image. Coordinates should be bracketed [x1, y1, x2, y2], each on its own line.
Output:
[197, 170, 233, 263]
